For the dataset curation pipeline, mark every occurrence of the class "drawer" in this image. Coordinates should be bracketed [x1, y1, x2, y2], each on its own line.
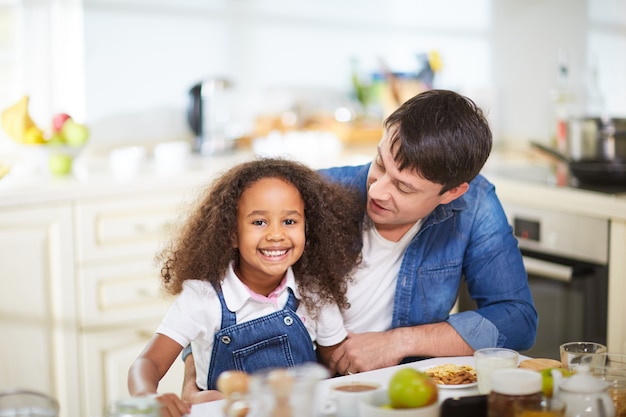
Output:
[77, 259, 174, 328]
[75, 194, 185, 262]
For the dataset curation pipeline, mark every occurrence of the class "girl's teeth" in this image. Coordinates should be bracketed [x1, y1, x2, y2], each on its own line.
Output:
[261, 249, 287, 257]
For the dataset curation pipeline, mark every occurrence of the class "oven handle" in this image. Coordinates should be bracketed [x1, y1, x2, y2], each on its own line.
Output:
[522, 256, 573, 283]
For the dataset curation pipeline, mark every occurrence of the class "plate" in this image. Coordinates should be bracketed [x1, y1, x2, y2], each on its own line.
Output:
[436, 381, 477, 390]
[418, 363, 478, 390]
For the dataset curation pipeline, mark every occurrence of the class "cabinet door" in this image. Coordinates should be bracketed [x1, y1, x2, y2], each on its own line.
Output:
[80, 325, 185, 417]
[0, 204, 80, 417]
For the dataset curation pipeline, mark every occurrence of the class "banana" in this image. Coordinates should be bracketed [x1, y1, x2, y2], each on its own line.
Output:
[1, 95, 39, 143]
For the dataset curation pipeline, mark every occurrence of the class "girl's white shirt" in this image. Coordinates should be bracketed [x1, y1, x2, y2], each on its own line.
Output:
[156, 262, 347, 390]
[342, 220, 421, 333]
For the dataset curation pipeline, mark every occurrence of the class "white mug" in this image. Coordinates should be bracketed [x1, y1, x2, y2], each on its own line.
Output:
[323, 381, 382, 417]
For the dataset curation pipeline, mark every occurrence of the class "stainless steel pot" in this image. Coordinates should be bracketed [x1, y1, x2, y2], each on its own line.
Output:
[567, 117, 626, 162]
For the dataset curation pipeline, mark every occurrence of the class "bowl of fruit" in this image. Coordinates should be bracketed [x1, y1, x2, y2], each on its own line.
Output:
[1, 95, 89, 176]
[359, 369, 439, 417]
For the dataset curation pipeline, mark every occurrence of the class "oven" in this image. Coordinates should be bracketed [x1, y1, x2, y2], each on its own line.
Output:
[458, 203, 610, 360]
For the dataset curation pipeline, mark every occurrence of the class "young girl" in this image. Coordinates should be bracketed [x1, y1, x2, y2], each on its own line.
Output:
[128, 158, 363, 414]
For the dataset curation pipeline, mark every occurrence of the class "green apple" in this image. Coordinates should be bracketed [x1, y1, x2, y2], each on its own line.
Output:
[48, 152, 73, 175]
[46, 132, 66, 146]
[388, 368, 438, 409]
[61, 119, 89, 147]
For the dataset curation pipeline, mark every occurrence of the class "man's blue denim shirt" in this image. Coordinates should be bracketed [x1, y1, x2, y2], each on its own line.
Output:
[319, 163, 538, 351]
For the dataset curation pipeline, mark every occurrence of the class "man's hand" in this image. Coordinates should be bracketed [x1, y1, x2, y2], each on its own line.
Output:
[328, 331, 406, 374]
[183, 390, 224, 404]
[328, 323, 474, 375]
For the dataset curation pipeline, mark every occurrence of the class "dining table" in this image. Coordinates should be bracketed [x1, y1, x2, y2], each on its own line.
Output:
[187, 355, 514, 417]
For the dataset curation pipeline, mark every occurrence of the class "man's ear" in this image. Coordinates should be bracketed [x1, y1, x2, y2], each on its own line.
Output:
[440, 182, 469, 204]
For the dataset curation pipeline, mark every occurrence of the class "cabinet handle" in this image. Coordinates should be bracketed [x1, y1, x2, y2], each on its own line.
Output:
[136, 288, 158, 298]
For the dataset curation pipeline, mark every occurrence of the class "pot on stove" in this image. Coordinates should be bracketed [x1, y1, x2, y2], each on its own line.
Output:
[567, 117, 626, 162]
[530, 116, 626, 186]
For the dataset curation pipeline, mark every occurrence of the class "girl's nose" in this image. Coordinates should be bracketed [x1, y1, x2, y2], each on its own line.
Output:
[266, 224, 285, 240]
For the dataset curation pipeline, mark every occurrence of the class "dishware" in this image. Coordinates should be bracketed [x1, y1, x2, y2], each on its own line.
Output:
[488, 368, 543, 417]
[108, 397, 161, 417]
[474, 348, 519, 394]
[0, 389, 59, 417]
[359, 389, 439, 417]
[559, 342, 607, 371]
[514, 397, 566, 417]
[244, 363, 329, 417]
[591, 353, 626, 417]
[324, 381, 382, 417]
[556, 365, 616, 417]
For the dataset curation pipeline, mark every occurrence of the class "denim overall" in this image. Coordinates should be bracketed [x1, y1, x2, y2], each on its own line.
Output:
[206, 283, 317, 389]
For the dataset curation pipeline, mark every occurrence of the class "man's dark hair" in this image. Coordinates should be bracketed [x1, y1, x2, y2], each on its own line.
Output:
[384, 89, 493, 193]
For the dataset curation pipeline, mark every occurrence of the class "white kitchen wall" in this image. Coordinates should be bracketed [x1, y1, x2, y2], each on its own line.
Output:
[81, 0, 494, 148]
[1, 0, 625, 157]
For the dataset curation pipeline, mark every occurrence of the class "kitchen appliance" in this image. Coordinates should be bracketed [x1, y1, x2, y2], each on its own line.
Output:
[187, 78, 237, 155]
[458, 202, 610, 360]
[531, 141, 626, 186]
[531, 117, 626, 186]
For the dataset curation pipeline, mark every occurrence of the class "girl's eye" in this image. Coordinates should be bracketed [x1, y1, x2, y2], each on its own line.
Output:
[283, 219, 297, 226]
[252, 220, 266, 226]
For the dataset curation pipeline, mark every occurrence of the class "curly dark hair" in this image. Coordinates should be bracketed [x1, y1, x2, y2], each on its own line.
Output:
[157, 157, 363, 318]
[384, 89, 493, 194]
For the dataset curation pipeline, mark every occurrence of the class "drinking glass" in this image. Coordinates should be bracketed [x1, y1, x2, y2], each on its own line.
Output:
[591, 353, 626, 417]
[0, 390, 59, 417]
[514, 397, 566, 417]
[559, 341, 607, 371]
[474, 347, 519, 394]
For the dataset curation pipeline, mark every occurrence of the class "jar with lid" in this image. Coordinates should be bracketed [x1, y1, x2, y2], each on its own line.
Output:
[488, 368, 543, 417]
[109, 397, 162, 417]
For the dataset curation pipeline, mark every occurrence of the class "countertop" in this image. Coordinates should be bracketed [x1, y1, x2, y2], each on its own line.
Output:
[2, 144, 626, 224]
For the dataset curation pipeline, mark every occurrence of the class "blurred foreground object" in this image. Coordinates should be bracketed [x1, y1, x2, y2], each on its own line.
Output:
[0, 389, 60, 417]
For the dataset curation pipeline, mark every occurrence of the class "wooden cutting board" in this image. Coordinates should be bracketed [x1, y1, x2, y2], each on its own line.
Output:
[518, 358, 564, 371]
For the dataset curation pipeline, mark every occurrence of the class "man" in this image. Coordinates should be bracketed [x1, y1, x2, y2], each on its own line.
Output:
[181, 89, 537, 401]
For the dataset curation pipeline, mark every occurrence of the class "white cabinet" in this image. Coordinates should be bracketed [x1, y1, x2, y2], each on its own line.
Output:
[0, 203, 80, 417]
[0, 191, 189, 417]
[74, 193, 187, 417]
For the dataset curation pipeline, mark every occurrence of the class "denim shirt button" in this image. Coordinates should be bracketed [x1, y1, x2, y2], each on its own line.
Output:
[284, 316, 293, 326]
[221, 335, 231, 344]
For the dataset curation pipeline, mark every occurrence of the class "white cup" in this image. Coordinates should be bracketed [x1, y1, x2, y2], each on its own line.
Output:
[324, 381, 382, 417]
[474, 348, 519, 394]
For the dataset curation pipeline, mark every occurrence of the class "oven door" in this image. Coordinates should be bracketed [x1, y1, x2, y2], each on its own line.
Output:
[456, 250, 608, 361]
[520, 250, 608, 360]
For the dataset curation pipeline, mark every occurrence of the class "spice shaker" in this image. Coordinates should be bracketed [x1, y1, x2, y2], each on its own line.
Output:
[488, 368, 542, 417]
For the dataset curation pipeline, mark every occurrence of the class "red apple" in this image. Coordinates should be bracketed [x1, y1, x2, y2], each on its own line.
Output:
[52, 113, 72, 132]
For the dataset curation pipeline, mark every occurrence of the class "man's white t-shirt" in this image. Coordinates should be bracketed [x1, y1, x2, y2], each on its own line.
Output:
[156, 263, 347, 390]
[343, 220, 421, 333]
